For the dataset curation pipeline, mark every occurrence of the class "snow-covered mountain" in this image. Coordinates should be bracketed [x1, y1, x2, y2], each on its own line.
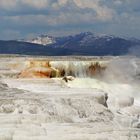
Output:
[23, 32, 117, 47]
[0, 32, 140, 56]
[25, 35, 56, 46]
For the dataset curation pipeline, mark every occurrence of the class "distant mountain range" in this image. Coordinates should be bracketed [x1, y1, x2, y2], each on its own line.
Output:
[0, 32, 140, 56]
[23, 35, 56, 46]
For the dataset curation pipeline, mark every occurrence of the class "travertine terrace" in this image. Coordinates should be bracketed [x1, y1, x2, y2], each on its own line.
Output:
[0, 55, 140, 140]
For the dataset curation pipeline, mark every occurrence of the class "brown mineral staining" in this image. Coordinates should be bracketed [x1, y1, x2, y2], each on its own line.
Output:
[60, 69, 66, 77]
[18, 60, 60, 78]
[18, 60, 106, 78]
[19, 68, 56, 78]
[87, 62, 106, 77]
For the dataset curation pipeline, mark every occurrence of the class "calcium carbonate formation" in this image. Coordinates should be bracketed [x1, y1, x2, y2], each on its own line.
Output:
[0, 56, 140, 140]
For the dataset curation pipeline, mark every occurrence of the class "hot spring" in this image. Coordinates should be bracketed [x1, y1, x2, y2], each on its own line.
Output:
[0, 56, 140, 140]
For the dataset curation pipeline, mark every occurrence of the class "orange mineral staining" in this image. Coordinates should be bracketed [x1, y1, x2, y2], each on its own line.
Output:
[18, 60, 59, 78]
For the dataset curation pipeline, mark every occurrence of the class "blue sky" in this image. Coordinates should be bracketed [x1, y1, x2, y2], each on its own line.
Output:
[0, 0, 140, 40]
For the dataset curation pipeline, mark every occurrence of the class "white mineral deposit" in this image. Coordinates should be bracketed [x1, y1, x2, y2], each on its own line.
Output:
[0, 56, 140, 140]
